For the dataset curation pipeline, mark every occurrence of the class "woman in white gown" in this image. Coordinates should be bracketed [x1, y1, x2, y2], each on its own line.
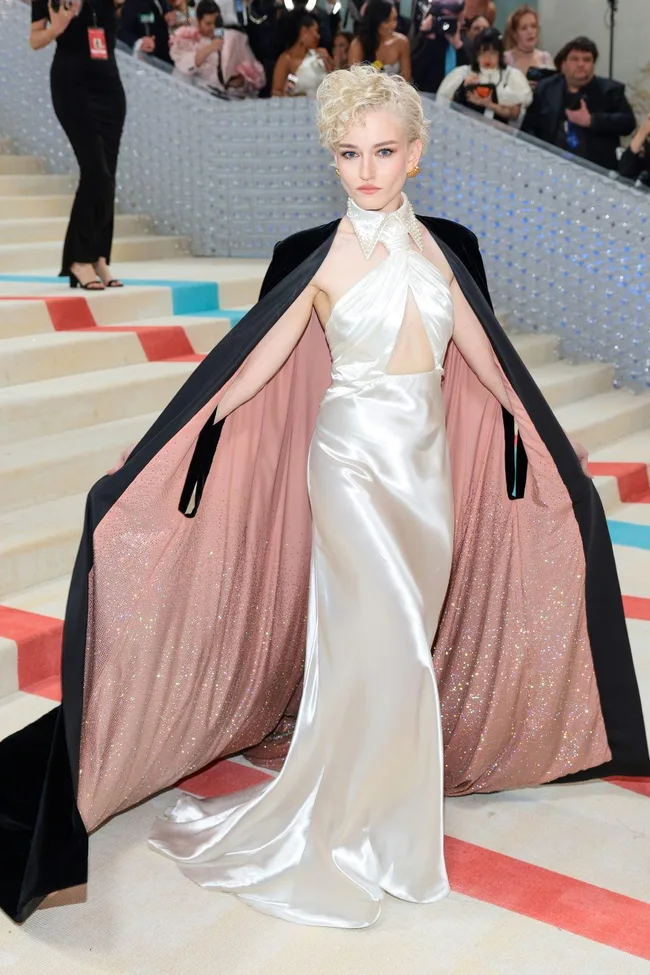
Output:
[149, 66, 521, 927]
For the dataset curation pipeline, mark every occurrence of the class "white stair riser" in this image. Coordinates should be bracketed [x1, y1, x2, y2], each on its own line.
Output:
[562, 400, 650, 453]
[0, 333, 145, 386]
[0, 174, 74, 196]
[0, 301, 54, 339]
[0, 367, 193, 443]
[536, 365, 614, 409]
[0, 195, 73, 219]
[0, 638, 18, 700]
[0, 318, 227, 385]
[0, 214, 155, 245]
[592, 475, 627, 515]
[0, 155, 43, 176]
[509, 334, 559, 369]
[0, 423, 154, 512]
[0, 236, 190, 273]
[0, 530, 81, 598]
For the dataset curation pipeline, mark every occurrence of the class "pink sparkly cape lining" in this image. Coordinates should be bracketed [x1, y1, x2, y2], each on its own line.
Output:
[77, 313, 610, 831]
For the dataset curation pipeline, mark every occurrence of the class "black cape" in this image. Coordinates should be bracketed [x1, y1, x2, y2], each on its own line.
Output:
[1, 216, 647, 924]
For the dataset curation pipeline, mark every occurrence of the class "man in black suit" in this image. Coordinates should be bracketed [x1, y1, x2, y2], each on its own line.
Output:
[521, 36, 635, 172]
[118, 0, 174, 64]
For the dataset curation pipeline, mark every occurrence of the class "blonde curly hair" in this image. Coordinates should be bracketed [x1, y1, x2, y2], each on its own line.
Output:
[316, 65, 430, 153]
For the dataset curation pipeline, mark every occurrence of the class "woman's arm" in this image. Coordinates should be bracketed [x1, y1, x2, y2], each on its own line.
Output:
[216, 284, 319, 421]
[450, 278, 511, 411]
[399, 34, 411, 82]
[450, 278, 591, 474]
[348, 36, 363, 65]
[30, 2, 74, 49]
[271, 52, 291, 96]
[436, 66, 470, 102]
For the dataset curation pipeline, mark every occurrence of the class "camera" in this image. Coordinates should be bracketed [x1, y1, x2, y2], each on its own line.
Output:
[434, 14, 457, 35]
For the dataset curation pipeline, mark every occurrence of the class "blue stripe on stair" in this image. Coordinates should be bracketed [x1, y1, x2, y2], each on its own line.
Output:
[608, 520, 650, 551]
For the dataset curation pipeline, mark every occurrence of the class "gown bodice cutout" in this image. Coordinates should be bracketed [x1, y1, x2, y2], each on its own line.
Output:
[324, 193, 454, 392]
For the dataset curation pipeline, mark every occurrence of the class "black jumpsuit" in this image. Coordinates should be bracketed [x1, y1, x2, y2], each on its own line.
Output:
[32, 0, 127, 277]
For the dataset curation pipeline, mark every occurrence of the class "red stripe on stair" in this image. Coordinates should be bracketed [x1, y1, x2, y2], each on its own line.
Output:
[178, 758, 271, 798]
[45, 296, 97, 331]
[445, 836, 650, 960]
[622, 595, 650, 621]
[589, 462, 650, 503]
[0, 605, 63, 689]
[87, 325, 195, 360]
[604, 776, 650, 798]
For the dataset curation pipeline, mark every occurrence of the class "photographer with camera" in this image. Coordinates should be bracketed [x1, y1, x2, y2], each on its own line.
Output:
[411, 1, 468, 95]
[30, 0, 126, 289]
[437, 26, 532, 123]
[521, 37, 636, 171]
[170, 0, 265, 94]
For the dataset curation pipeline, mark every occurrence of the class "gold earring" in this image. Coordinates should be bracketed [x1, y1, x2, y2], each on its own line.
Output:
[335, 168, 340, 177]
[406, 164, 420, 179]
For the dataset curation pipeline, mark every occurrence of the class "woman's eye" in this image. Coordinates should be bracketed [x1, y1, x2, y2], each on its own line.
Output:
[341, 151, 357, 160]
[378, 148, 394, 157]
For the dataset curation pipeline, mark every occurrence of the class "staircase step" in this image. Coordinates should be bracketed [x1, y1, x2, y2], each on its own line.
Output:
[554, 390, 650, 453]
[0, 235, 191, 273]
[0, 360, 195, 443]
[0, 492, 87, 595]
[0, 329, 146, 386]
[2, 576, 72, 619]
[0, 314, 228, 384]
[0, 155, 44, 176]
[0, 173, 74, 196]
[0, 286, 174, 338]
[0, 213, 155, 245]
[509, 332, 559, 369]
[0, 194, 74, 218]
[0, 414, 158, 512]
[530, 361, 614, 408]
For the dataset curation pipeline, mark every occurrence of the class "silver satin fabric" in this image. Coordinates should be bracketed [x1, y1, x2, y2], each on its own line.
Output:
[149, 199, 456, 928]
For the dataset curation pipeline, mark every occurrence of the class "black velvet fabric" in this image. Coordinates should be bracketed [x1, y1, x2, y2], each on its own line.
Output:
[1, 217, 647, 924]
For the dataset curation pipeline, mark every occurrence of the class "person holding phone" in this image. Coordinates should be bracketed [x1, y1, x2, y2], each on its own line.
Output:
[437, 27, 532, 124]
[170, 0, 265, 95]
[30, 0, 127, 289]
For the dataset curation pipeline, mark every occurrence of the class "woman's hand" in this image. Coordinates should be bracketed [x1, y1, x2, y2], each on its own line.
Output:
[316, 47, 334, 72]
[48, 0, 76, 36]
[570, 440, 591, 477]
[463, 72, 480, 87]
[629, 113, 650, 155]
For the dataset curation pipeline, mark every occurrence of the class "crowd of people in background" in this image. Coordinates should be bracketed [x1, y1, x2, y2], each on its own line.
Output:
[113, 0, 649, 182]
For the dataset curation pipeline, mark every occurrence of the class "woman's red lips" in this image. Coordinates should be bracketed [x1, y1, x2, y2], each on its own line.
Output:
[357, 185, 380, 192]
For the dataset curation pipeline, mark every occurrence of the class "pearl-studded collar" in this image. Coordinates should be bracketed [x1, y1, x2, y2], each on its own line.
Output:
[346, 192, 424, 260]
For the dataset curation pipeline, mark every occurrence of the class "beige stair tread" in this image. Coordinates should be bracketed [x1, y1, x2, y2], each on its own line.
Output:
[1, 358, 192, 402]
[0, 412, 158, 471]
[554, 390, 650, 450]
[0, 173, 74, 194]
[3, 575, 71, 617]
[0, 692, 57, 740]
[0, 194, 74, 218]
[0, 492, 87, 551]
[530, 360, 613, 405]
[0, 155, 43, 175]
[590, 429, 650, 464]
[0, 213, 154, 243]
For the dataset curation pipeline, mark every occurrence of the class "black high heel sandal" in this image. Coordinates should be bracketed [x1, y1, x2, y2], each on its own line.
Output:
[68, 270, 105, 291]
[93, 262, 124, 288]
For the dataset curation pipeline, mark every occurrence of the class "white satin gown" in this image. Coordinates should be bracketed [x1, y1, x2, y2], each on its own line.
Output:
[150, 194, 456, 928]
